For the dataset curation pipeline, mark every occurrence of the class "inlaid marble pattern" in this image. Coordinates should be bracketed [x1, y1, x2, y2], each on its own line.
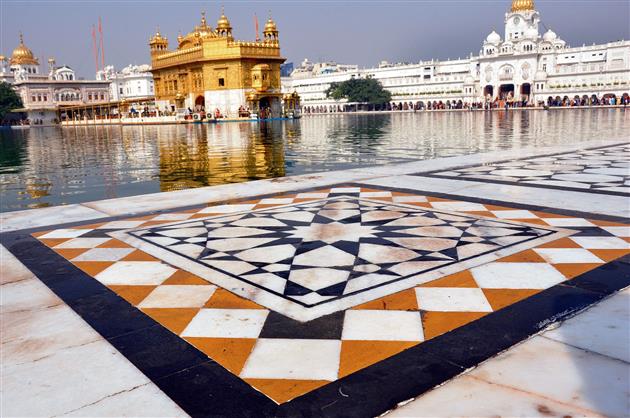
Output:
[113, 196, 562, 321]
[424, 144, 630, 195]
[30, 186, 630, 404]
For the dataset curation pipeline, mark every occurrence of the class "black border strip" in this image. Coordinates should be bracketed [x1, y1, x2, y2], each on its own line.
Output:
[2, 183, 629, 417]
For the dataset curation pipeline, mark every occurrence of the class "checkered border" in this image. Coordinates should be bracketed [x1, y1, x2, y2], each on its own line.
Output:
[2, 182, 629, 417]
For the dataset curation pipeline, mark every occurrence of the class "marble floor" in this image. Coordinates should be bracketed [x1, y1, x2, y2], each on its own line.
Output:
[1, 141, 629, 417]
[424, 143, 630, 196]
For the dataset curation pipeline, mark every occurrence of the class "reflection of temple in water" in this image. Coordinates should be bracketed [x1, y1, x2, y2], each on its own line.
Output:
[156, 122, 286, 192]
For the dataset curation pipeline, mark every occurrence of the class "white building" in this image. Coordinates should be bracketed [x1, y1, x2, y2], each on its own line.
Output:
[96, 64, 154, 101]
[1, 33, 111, 125]
[284, 0, 630, 112]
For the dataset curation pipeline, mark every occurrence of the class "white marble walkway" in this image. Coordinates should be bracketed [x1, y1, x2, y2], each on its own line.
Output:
[386, 288, 630, 418]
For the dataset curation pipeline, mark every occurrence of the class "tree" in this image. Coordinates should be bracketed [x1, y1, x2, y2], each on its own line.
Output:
[0, 82, 23, 121]
[325, 77, 391, 105]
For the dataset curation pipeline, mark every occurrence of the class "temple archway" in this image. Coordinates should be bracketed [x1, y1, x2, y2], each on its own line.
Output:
[194, 95, 205, 111]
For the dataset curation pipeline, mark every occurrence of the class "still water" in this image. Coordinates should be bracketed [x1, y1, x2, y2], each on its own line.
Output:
[1, 109, 628, 212]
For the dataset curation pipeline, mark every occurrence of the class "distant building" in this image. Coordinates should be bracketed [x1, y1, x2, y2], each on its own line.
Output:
[286, 0, 630, 112]
[1, 33, 110, 124]
[97, 64, 154, 101]
[149, 10, 287, 117]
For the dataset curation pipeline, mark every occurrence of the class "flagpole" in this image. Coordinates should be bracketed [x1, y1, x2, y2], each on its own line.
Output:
[99, 17, 105, 70]
[92, 25, 99, 74]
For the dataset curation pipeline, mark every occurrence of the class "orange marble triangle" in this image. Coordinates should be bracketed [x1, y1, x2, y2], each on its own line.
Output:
[338, 340, 419, 378]
[420, 270, 478, 288]
[163, 270, 210, 285]
[141, 308, 200, 335]
[352, 289, 418, 311]
[96, 239, 133, 249]
[422, 311, 488, 340]
[244, 379, 330, 404]
[122, 250, 160, 262]
[482, 288, 541, 311]
[588, 249, 630, 262]
[204, 288, 264, 309]
[497, 249, 547, 263]
[39, 238, 71, 247]
[53, 248, 89, 260]
[537, 237, 582, 249]
[109, 285, 156, 305]
[72, 261, 114, 276]
[552, 263, 602, 279]
[185, 337, 256, 375]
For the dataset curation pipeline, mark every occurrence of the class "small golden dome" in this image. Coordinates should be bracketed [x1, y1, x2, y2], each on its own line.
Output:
[10, 33, 39, 66]
[264, 16, 277, 33]
[511, 0, 535, 12]
[150, 27, 167, 43]
[217, 7, 231, 30]
[0, 55, 6, 62]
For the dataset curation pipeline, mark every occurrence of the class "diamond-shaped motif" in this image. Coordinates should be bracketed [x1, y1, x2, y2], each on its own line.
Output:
[114, 196, 565, 321]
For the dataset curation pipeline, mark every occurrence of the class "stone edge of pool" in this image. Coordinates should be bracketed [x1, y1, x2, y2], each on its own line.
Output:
[1, 138, 627, 233]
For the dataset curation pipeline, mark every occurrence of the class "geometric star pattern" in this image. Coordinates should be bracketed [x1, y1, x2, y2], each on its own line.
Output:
[425, 143, 630, 196]
[33, 185, 630, 404]
[122, 196, 557, 319]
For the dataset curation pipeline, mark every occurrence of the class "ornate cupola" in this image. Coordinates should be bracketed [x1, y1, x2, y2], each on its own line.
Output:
[149, 28, 169, 57]
[216, 7, 233, 38]
[511, 0, 534, 12]
[263, 13, 279, 41]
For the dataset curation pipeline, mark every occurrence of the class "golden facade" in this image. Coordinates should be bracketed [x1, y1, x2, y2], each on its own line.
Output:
[149, 11, 286, 117]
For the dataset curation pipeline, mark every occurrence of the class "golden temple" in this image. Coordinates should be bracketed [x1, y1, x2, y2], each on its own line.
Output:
[149, 10, 291, 118]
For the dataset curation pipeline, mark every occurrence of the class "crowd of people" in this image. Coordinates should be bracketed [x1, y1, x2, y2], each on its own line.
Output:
[302, 93, 629, 114]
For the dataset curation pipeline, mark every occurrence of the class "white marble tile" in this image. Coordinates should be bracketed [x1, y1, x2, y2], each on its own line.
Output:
[543, 290, 630, 363]
[295, 192, 328, 199]
[235, 244, 296, 264]
[151, 213, 194, 221]
[96, 220, 146, 229]
[571, 236, 630, 249]
[429, 201, 488, 212]
[38, 228, 92, 239]
[534, 248, 604, 264]
[342, 310, 424, 341]
[0, 277, 62, 314]
[293, 245, 355, 267]
[181, 308, 268, 338]
[491, 210, 537, 219]
[258, 198, 295, 205]
[60, 382, 187, 417]
[542, 218, 596, 227]
[602, 226, 630, 237]
[1, 304, 101, 366]
[138, 285, 217, 308]
[53, 237, 112, 249]
[1, 339, 152, 417]
[467, 336, 630, 418]
[288, 268, 349, 291]
[386, 375, 604, 418]
[0, 204, 107, 233]
[0, 245, 36, 286]
[415, 287, 493, 312]
[95, 261, 177, 286]
[471, 262, 566, 289]
[71, 247, 135, 262]
[240, 338, 341, 380]
[198, 204, 257, 214]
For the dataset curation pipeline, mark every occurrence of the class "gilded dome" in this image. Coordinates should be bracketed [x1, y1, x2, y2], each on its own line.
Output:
[511, 0, 535, 12]
[10, 33, 39, 66]
[217, 8, 231, 30]
[264, 17, 277, 33]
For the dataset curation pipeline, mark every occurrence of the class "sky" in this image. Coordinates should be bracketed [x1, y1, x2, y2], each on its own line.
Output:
[1, 0, 629, 78]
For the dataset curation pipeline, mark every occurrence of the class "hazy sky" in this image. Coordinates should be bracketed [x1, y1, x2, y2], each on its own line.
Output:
[1, 0, 629, 78]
